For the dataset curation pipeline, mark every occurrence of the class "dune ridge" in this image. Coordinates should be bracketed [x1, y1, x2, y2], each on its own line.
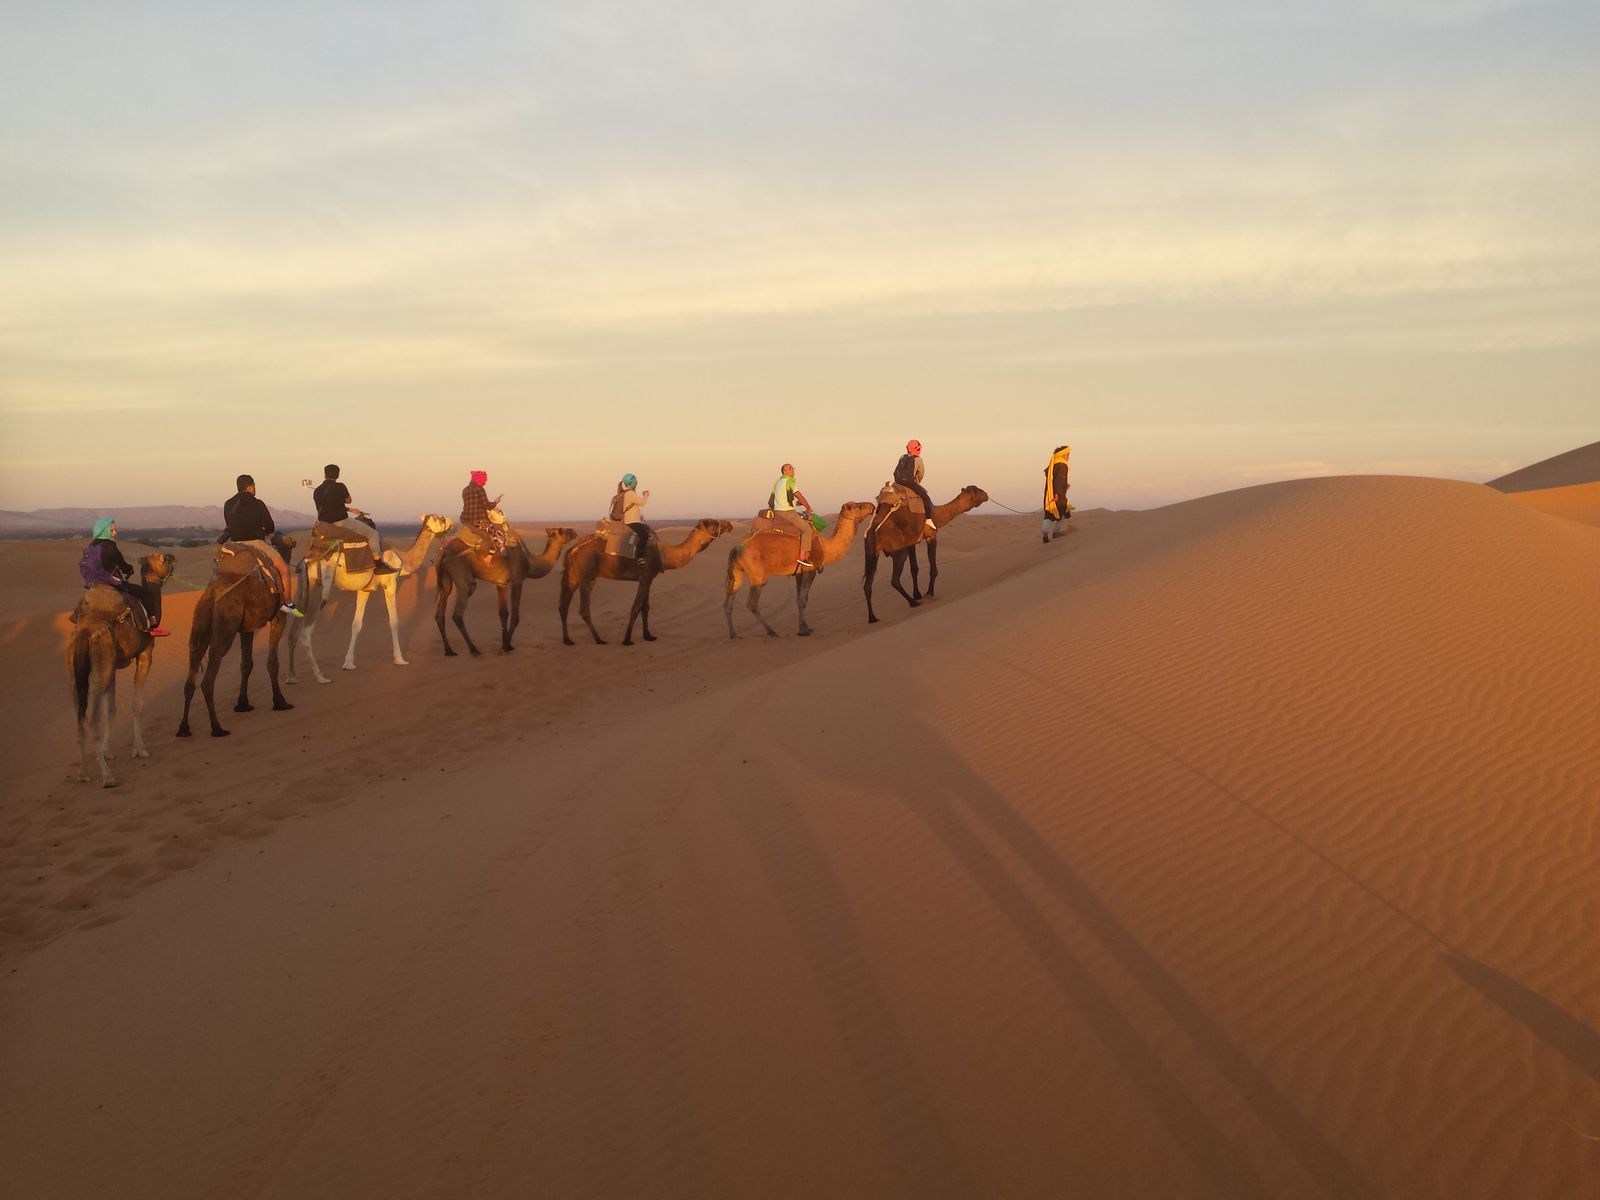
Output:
[1, 475, 1597, 1198]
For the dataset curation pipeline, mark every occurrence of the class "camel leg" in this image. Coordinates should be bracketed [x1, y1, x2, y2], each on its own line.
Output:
[747, 582, 778, 638]
[622, 577, 648, 646]
[640, 579, 657, 642]
[297, 609, 332, 685]
[267, 616, 292, 711]
[578, 579, 606, 645]
[497, 584, 513, 654]
[381, 580, 408, 665]
[95, 669, 118, 787]
[504, 580, 523, 653]
[724, 559, 744, 639]
[558, 574, 577, 647]
[176, 631, 210, 738]
[435, 567, 458, 657]
[889, 550, 921, 609]
[285, 565, 308, 683]
[235, 630, 256, 712]
[202, 628, 237, 737]
[795, 572, 815, 637]
[864, 543, 881, 624]
[452, 579, 482, 657]
[342, 588, 372, 671]
[924, 538, 939, 599]
[129, 646, 152, 760]
[906, 544, 923, 601]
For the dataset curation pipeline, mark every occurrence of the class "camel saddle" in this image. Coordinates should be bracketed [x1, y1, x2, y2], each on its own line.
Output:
[72, 584, 151, 633]
[877, 482, 926, 517]
[751, 509, 816, 539]
[447, 511, 520, 559]
[306, 521, 376, 573]
[213, 542, 284, 600]
[593, 518, 652, 559]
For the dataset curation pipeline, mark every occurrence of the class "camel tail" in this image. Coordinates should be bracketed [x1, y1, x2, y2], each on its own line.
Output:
[71, 629, 93, 722]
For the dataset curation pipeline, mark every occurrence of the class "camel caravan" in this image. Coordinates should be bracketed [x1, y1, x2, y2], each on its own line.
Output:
[65, 441, 1074, 780]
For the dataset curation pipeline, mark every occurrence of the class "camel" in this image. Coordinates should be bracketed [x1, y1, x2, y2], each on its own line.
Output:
[863, 485, 990, 623]
[435, 525, 578, 657]
[559, 518, 734, 646]
[286, 514, 454, 684]
[67, 553, 175, 787]
[177, 539, 297, 738]
[724, 502, 877, 639]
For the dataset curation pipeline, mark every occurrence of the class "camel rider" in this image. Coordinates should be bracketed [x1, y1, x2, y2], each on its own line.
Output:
[314, 464, 393, 573]
[769, 463, 816, 569]
[610, 473, 652, 566]
[459, 469, 505, 553]
[219, 474, 301, 616]
[1042, 444, 1072, 544]
[895, 438, 939, 535]
[79, 517, 169, 637]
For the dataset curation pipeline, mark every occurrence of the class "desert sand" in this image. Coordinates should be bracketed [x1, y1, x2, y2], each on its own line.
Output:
[2, 472, 1597, 1198]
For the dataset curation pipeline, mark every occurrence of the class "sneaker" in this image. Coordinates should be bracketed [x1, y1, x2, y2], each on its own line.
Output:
[924, 519, 937, 532]
[281, 604, 304, 618]
[795, 558, 814, 570]
[149, 626, 171, 638]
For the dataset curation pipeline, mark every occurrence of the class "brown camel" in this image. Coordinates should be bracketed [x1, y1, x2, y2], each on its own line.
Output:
[560, 518, 733, 646]
[435, 525, 578, 656]
[724, 502, 876, 639]
[863, 485, 990, 623]
[177, 538, 297, 738]
[286, 513, 455, 684]
[67, 553, 175, 787]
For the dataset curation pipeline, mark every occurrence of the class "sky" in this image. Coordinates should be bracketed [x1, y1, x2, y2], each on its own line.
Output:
[2, 0, 1596, 519]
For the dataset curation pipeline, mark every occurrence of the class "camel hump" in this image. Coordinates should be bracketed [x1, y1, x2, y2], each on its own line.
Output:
[75, 584, 131, 622]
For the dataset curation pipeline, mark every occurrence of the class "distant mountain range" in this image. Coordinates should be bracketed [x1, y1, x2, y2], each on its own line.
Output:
[0, 505, 319, 537]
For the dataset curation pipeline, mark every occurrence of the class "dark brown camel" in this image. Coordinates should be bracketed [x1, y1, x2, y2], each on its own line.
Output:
[177, 539, 296, 738]
[559, 518, 733, 646]
[863, 485, 989, 623]
[724, 502, 876, 638]
[435, 526, 577, 656]
[68, 553, 175, 786]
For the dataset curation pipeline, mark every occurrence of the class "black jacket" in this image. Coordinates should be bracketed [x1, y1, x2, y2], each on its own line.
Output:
[220, 492, 276, 542]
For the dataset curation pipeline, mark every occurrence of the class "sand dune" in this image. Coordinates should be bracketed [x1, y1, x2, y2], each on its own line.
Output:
[1505, 481, 1600, 528]
[2, 479, 1597, 1198]
[1487, 439, 1600, 493]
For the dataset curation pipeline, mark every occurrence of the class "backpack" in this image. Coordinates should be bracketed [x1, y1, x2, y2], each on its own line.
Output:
[79, 542, 119, 588]
[608, 491, 627, 522]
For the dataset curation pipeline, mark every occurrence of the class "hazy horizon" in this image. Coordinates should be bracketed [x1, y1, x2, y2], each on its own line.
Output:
[3, 1, 1596, 519]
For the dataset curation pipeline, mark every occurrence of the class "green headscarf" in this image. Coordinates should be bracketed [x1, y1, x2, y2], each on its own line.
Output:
[92, 517, 116, 540]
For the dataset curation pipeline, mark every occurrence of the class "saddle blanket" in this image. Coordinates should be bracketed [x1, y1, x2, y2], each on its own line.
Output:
[214, 542, 283, 598]
[594, 518, 648, 559]
[876, 482, 926, 516]
[308, 523, 376, 572]
[72, 584, 150, 630]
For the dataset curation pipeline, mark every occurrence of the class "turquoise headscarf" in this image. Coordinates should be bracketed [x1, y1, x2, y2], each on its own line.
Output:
[92, 517, 115, 540]
[621, 473, 638, 489]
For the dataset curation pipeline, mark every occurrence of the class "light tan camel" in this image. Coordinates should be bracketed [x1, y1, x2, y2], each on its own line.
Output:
[560, 518, 733, 646]
[724, 502, 876, 638]
[178, 537, 297, 738]
[863, 485, 989, 623]
[436, 525, 578, 657]
[286, 514, 454, 684]
[67, 553, 175, 787]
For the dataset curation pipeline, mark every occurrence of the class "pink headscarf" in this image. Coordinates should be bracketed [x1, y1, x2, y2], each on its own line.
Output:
[470, 470, 488, 487]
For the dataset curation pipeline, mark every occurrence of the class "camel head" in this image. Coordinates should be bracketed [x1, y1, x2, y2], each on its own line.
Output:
[960, 486, 990, 508]
[839, 501, 877, 524]
[140, 553, 176, 585]
[546, 526, 579, 545]
[420, 513, 455, 535]
[697, 518, 735, 540]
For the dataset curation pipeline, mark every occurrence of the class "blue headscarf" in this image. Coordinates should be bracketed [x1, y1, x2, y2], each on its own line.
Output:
[92, 517, 115, 540]
[621, 473, 638, 489]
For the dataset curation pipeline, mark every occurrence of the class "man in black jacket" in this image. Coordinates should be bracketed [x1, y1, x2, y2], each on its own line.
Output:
[313, 464, 392, 573]
[220, 474, 300, 615]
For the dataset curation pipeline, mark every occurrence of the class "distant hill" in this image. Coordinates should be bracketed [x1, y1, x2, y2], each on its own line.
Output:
[1487, 441, 1600, 493]
[0, 504, 318, 538]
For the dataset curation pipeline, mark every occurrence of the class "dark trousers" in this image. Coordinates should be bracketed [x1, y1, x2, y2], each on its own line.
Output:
[117, 581, 160, 627]
[906, 481, 936, 521]
[628, 523, 652, 563]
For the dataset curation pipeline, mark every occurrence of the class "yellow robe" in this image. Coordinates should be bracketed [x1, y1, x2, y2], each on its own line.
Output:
[1043, 448, 1072, 519]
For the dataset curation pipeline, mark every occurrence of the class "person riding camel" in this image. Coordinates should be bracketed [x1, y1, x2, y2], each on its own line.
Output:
[459, 469, 505, 554]
[768, 463, 816, 569]
[610, 473, 652, 566]
[314, 463, 393, 573]
[895, 439, 939, 535]
[219, 474, 301, 616]
[79, 517, 169, 637]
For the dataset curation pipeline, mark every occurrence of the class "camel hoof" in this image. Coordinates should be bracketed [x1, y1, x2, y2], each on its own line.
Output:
[273, 699, 294, 711]
[798, 629, 812, 637]
[909, 600, 921, 608]
[766, 631, 779, 639]
[394, 657, 410, 666]
[868, 616, 879, 624]
[468, 647, 482, 658]
[285, 675, 299, 685]
[317, 677, 332, 685]
[131, 749, 150, 760]
[102, 777, 119, 789]
[211, 728, 230, 738]
[643, 634, 657, 642]
[561, 639, 574, 647]
[234, 702, 254, 713]
[342, 663, 357, 672]
[176, 727, 191, 738]
[622, 639, 634, 647]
